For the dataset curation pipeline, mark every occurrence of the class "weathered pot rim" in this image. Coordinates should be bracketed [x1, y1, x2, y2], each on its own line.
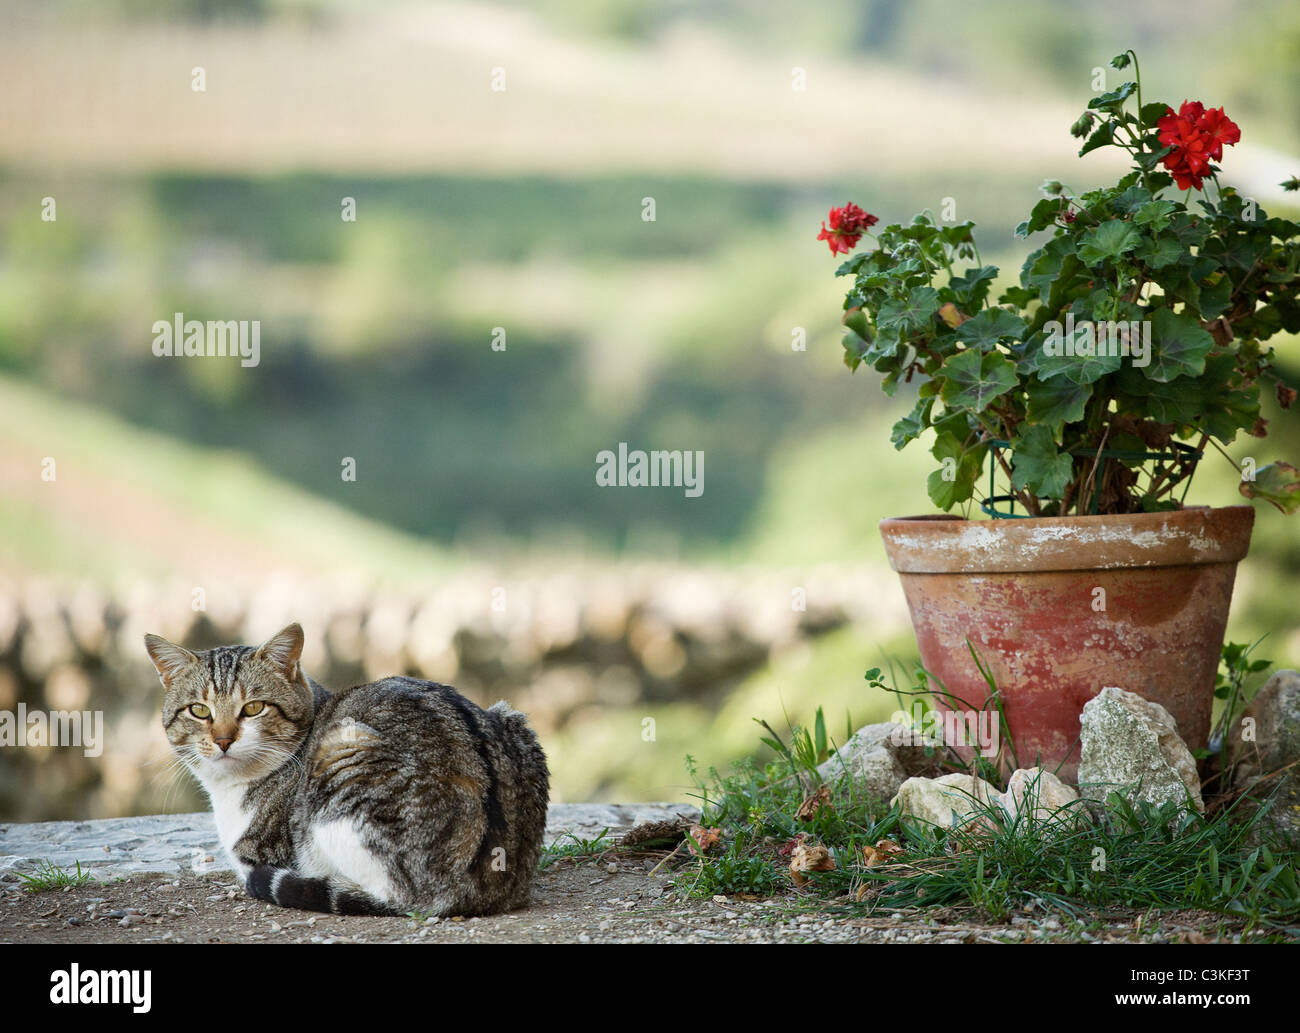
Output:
[879, 504, 1255, 574]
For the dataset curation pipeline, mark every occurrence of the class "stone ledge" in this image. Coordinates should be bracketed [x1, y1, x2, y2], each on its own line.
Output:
[0, 802, 699, 879]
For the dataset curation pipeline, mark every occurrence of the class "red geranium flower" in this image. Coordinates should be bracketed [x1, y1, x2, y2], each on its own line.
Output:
[817, 202, 878, 255]
[1156, 100, 1240, 191]
[1198, 106, 1241, 160]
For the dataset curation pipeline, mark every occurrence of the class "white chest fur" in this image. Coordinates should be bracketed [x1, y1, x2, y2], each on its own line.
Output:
[206, 781, 255, 881]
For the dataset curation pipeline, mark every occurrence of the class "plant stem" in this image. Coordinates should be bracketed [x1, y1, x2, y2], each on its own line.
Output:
[1079, 422, 1112, 517]
[1127, 49, 1142, 114]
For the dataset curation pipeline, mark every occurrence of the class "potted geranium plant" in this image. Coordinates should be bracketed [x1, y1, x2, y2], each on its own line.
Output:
[823, 51, 1300, 779]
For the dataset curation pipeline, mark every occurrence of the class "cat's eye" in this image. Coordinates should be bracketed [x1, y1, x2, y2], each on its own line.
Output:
[189, 703, 211, 719]
[242, 701, 265, 717]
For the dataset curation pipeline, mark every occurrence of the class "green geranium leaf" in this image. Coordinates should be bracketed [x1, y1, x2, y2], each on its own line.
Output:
[926, 431, 986, 510]
[1166, 213, 1211, 250]
[1023, 236, 1079, 299]
[1133, 199, 1176, 230]
[1116, 186, 1153, 213]
[1026, 376, 1092, 433]
[1140, 101, 1170, 127]
[948, 265, 999, 310]
[1010, 425, 1074, 499]
[1138, 379, 1204, 427]
[939, 349, 1018, 412]
[836, 253, 875, 277]
[890, 397, 933, 451]
[954, 308, 1027, 351]
[999, 284, 1038, 308]
[842, 309, 870, 338]
[1087, 81, 1138, 112]
[1201, 385, 1259, 442]
[842, 328, 871, 371]
[1016, 197, 1066, 238]
[939, 222, 977, 246]
[1198, 274, 1233, 319]
[878, 286, 940, 333]
[1017, 331, 1063, 379]
[1207, 233, 1269, 273]
[1239, 462, 1300, 514]
[1136, 234, 1183, 269]
[1077, 121, 1114, 157]
[1078, 220, 1142, 264]
[1057, 342, 1125, 386]
[1197, 355, 1259, 442]
[1144, 307, 1215, 382]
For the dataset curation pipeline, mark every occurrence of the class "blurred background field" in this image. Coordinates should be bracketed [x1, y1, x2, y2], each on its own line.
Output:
[1, 0, 1298, 820]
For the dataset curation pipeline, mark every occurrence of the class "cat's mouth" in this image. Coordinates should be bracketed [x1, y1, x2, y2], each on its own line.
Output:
[205, 749, 245, 771]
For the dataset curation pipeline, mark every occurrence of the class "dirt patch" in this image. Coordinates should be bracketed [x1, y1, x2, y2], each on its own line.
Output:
[0, 859, 1258, 944]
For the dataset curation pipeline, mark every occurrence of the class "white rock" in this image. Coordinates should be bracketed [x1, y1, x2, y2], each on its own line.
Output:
[1078, 686, 1204, 814]
[891, 773, 1002, 830]
[1003, 767, 1081, 828]
[818, 722, 940, 801]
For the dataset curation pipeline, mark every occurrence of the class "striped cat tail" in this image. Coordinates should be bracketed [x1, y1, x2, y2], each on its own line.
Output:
[245, 865, 397, 916]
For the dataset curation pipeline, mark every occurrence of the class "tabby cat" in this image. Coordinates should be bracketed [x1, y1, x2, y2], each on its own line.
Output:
[144, 623, 550, 916]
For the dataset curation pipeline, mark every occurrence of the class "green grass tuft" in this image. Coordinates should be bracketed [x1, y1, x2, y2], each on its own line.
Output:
[16, 859, 95, 893]
[539, 828, 614, 869]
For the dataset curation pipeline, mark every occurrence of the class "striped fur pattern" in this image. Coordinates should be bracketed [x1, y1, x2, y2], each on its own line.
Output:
[145, 624, 550, 917]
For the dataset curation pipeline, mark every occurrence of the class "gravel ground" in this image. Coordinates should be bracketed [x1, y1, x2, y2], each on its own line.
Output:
[0, 855, 1260, 944]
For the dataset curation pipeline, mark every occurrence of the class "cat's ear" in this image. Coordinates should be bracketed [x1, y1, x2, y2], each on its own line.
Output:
[255, 623, 305, 678]
[144, 634, 199, 686]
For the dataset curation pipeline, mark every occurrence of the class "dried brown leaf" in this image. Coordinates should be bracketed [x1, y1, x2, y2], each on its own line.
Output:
[796, 784, 833, 822]
[777, 833, 808, 858]
[789, 842, 836, 887]
[687, 824, 721, 857]
[862, 838, 904, 869]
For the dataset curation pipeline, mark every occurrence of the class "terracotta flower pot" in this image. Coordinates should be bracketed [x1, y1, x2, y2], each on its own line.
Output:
[878, 505, 1255, 782]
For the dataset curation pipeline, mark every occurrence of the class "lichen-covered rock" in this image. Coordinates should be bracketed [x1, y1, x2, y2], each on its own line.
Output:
[1228, 670, 1300, 780]
[1003, 767, 1082, 828]
[891, 773, 1001, 830]
[1078, 686, 1203, 814]
[1227, 670, 1300, 847]
[816, 722, 940, 802]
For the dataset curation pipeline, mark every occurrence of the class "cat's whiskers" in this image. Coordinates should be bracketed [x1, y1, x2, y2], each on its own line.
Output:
[153, 746, 203, 812]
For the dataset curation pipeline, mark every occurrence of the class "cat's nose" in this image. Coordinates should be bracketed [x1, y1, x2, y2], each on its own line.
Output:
[214, 736, 235, 752]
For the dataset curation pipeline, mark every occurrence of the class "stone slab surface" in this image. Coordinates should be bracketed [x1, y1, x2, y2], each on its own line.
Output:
[0, 802, 698, 879]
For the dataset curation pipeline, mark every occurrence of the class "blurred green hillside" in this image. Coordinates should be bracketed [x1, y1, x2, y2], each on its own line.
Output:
[2, 0, 1299, 811]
